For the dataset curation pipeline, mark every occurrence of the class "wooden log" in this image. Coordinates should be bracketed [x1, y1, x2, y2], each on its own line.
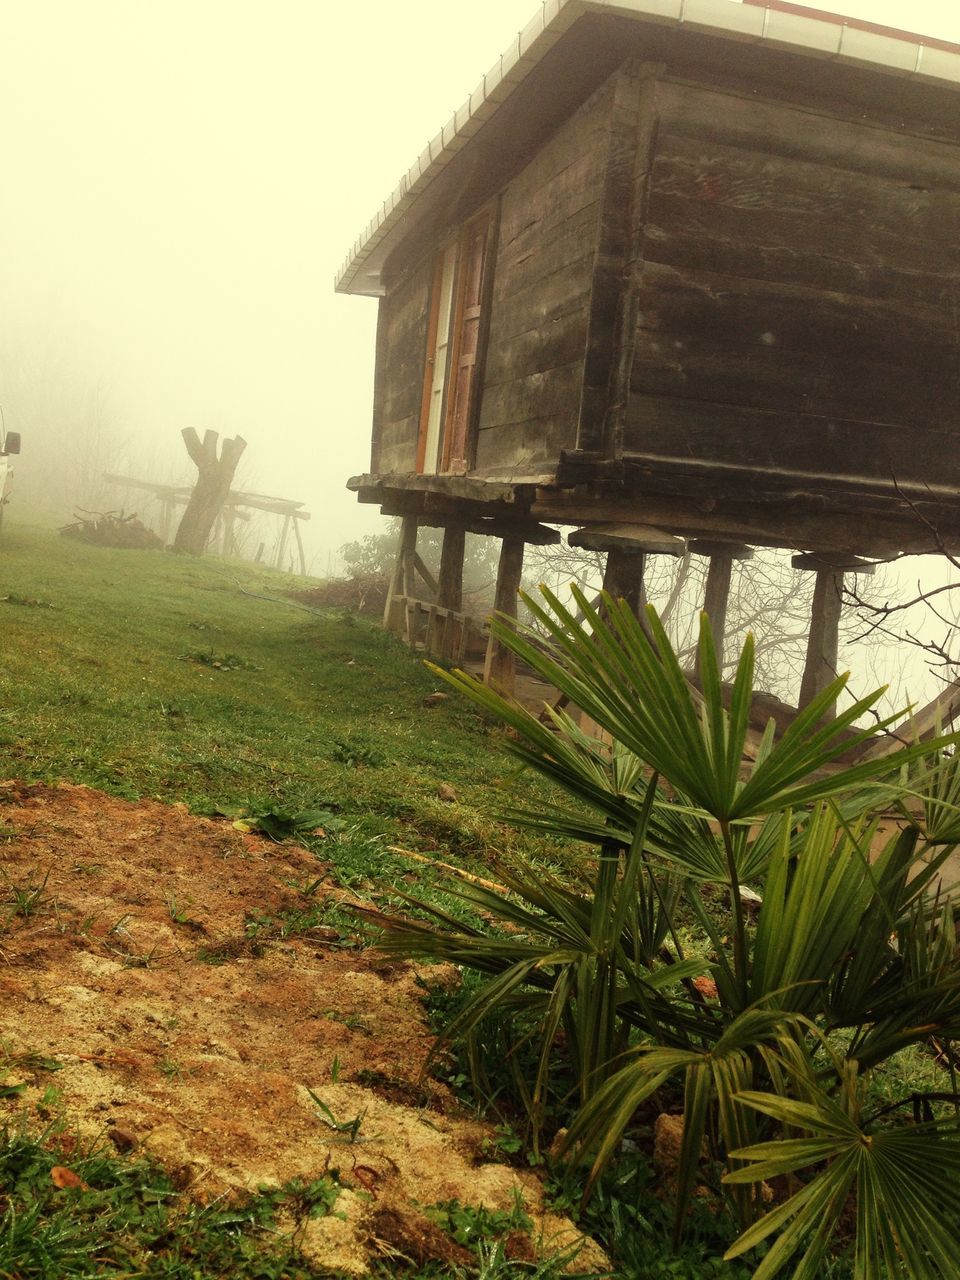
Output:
[383, 516, 418, 635]
[857, 677, 960, 760]
[483, 536, 525, 693]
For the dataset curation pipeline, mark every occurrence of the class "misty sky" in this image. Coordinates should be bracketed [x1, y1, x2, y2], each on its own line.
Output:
[2, 0, 960, 574]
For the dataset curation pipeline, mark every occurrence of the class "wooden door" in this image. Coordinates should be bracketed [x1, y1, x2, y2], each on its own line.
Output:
[442, 217, 489, 474]
[416, 241, 459, 475]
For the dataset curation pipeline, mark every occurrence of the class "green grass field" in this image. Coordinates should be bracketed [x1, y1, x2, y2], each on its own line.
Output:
[0, 523, 547, 872]
[1, 524, 912, 1279]
[0, 524, 597, 1279]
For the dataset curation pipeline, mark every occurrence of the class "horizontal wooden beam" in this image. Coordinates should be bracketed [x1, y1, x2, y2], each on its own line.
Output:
[569, 523, 685, 556]
[530, 489, 960, 558]
[348, 471, 527, 506]
[689, 540, 754, 561]
[105, 473, 309, 519]
[792, 552, 876, 575]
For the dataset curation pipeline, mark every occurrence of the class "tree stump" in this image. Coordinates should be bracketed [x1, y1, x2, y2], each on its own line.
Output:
[173, 430, 247, 556]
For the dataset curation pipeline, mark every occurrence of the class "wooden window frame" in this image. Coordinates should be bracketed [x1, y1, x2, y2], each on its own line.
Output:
[415, 204, 496, 476]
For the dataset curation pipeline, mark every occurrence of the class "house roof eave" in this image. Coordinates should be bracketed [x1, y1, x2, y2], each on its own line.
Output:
[334, 0, 960, 297]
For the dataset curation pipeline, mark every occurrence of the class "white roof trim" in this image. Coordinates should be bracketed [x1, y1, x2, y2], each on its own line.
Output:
[335, 0, 960, 295]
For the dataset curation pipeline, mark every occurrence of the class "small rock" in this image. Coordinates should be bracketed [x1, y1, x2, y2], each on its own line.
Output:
[107, 1127, 137, 1153]
[437, 783, 457, 804]
[547, 1127, 569, 1161]
[653, 1113, 686, 1186]
[423, 692, 448, 707]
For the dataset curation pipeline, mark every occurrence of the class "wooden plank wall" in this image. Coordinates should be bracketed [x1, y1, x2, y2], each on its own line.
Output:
[623, 82, 960, 498]
[371, 257, 434, 474]
[473, 81, 612, 475]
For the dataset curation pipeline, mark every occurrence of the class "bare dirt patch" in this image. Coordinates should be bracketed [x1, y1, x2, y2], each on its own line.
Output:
[0, 781, 606, 1274]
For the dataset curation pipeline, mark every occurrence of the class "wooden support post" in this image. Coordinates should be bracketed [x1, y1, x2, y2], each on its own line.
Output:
[413, 553, 439, 598]
[224, 509, 236, 557]
[275, 513, 292, 570]
[799, 569, 845, 716]
[690, 541, 754, 666]
[602, 548, 646, 618]
[383, 516, 418, 635]
[794, 553, 875, 718]
[569, 524, 684, 623]
[292, 514, 307, 577]
[429, 525, 465, 658]
[483, 535, 525, 693]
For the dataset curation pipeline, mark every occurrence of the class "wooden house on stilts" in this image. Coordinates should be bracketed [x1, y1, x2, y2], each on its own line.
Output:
[337, 0, 960, 712]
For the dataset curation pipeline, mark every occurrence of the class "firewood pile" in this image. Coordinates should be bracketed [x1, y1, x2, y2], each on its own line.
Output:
[60, 510, 164, 550]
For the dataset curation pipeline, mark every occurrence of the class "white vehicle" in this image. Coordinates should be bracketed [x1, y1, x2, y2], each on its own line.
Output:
[0, 428, 21, 527]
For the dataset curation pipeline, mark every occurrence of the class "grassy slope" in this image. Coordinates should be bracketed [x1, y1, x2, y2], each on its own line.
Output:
[0, 525, 542, 871]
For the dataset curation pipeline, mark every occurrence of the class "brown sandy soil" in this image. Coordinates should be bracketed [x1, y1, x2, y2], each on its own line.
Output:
[0, 781, 608, 1275]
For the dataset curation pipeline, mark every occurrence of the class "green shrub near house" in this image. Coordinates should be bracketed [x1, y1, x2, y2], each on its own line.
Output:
[376, 587, 960, 1279]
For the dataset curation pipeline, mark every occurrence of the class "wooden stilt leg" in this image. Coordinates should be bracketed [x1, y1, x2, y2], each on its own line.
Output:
[430, 525, 465, 658]
[794, 552, 875, 718]
[222, 509, 236, 558]
[484, 536, 525, 693]
[690, 541, 753, 668]
[293, 515, 307, 576]
[799, 568, 844, 717]
[602, 548, 646, 618]
[383, 516, 418, 635]
[702, 553, 733, 646]
[275, 513, 291, 570]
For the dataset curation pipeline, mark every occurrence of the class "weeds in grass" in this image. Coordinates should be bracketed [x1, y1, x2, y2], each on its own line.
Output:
[306, 1088, 369, 1143]
[425, 1193, 532, 1249]
[0, 1122, 343, 1277]
[331, 735, 386, 769]
[0, 594, 55, 609]
[0, 1049, 63, 1100]
[322, 1009, 371, 1033]
[105, 937, 168, 970]
[3, 867, 53, 919]
[179, 649, 262, 672]
[165, 895, 204, 932]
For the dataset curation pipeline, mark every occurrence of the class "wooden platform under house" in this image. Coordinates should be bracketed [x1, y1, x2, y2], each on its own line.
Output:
[337, 0, 960, 732]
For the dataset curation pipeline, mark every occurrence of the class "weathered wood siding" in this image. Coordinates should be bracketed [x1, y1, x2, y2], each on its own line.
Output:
[371, 258, 433, 474]
[624, 82, 960, 496]
[473, 83, 612, 475]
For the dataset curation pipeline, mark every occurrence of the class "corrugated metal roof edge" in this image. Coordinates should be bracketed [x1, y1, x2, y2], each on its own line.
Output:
[334, 0, 960, 295]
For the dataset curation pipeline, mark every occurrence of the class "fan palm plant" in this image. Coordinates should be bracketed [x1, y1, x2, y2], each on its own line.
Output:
[372, 588, 960, 1276]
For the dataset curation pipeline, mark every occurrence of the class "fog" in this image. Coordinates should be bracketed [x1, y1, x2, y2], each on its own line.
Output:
[2, 0, 959, 578]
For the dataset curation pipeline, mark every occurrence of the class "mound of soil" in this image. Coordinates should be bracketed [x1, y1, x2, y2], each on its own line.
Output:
[290, 575, 389, 616]
[0, 781, 606, 1275]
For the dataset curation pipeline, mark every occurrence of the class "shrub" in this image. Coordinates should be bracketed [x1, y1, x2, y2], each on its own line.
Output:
[373, 588, 960, 1278]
